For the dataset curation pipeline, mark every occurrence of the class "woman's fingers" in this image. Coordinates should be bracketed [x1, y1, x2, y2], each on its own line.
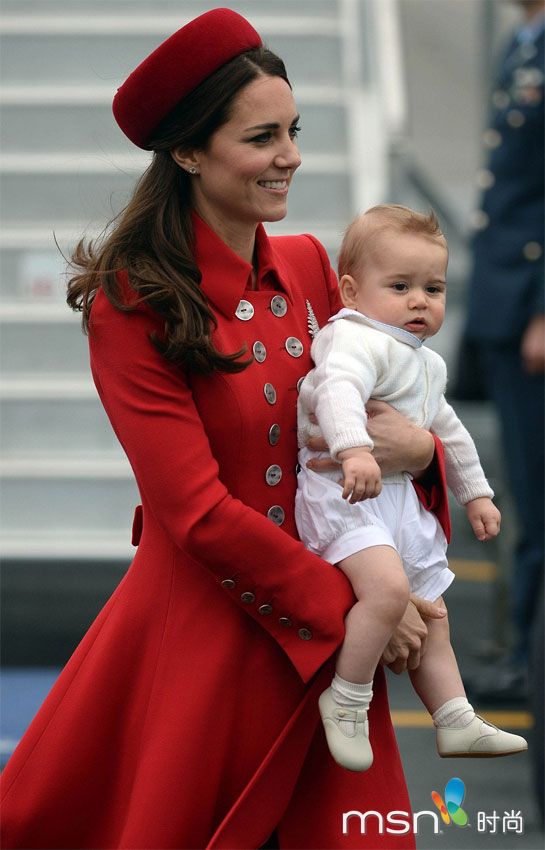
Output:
[306, 435, 330, 453]
[306, 456, 340, 472]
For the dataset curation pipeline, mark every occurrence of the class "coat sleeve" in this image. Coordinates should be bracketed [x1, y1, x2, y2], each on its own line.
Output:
[88, 289, 354, 683]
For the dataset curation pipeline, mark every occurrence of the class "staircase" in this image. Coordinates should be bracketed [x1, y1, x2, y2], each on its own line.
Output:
[0, 0, 405, 562]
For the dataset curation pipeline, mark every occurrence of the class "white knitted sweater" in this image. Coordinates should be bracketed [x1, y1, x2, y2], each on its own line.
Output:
[297, 309, 493, 505]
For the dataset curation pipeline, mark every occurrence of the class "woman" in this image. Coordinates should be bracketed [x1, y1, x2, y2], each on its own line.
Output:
[0, 9, 447, 849]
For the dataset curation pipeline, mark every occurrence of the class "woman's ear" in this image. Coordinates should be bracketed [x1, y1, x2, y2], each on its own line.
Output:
[170, 147, 201, 175]
[339, 274, 360, 309]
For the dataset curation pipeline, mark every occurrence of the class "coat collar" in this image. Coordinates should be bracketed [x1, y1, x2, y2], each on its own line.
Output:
[328, 308, 425, 349]
[191, 212, 294, 319]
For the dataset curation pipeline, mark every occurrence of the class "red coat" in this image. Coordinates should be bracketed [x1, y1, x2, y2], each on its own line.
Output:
[1, 215, 446, 849]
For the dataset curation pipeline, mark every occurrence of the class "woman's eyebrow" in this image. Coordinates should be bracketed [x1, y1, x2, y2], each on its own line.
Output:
[244, 115, 301, 132]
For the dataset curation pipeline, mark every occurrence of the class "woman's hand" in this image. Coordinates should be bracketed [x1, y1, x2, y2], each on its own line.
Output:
[521, 314, 545, 374]
[365, 400, 435, 476]
[381, 594, 447, 673]
[306, 401, 435, 477]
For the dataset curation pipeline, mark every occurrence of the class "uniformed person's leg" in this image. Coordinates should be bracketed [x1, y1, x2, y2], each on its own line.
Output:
[480, 343, 544, 661]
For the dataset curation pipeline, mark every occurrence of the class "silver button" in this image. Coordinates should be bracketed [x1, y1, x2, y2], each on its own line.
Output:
[241, 591, 256, 604]
[279, 616, 292, 627]
[296, 376, 306, 393]
[252, 340, 266, 362]
[265, 464, 282, 486]
[492, 89, 510, 109]
[471, 210, 490, 231]
[483, 128, 502, 149]
[268, 424, 281, 446]
[298, 627, 313, 641]
[506, 109, 525, 128]
[221, 578, 236, 590]
[267, 505, 285, 525]
[475, 168, 495, 190]
[264, 383, 277, 405]
[259, 604, 273, 616]
[523, 242, 543, 261]
[235, 299, 254, 321]
[285, 337, 304, 358]
[270, 295, 288, 317]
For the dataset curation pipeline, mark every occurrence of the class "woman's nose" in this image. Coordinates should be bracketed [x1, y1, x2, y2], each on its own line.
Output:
[275, 138, 301, 170]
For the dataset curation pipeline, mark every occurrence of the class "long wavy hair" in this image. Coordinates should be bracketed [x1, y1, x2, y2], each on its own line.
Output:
[67, 47, 290, 375]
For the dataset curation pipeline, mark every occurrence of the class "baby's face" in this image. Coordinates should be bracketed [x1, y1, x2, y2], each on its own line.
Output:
[340, 231, 448, 339]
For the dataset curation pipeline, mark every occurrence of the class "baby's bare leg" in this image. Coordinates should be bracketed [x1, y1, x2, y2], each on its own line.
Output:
[318, 546, 410, 771]
[336, 546, 410, 683]
[409, 597, 528, 757]
[408, 596, 465, 713]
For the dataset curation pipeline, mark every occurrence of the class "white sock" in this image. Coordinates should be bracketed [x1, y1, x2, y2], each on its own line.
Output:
[331, 674, 373, 734]
[432, 696, 475, 729]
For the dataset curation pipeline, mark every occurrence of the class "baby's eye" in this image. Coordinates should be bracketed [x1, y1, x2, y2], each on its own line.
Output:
[426, 285, 443, 294]
[392, 282, 408, 292]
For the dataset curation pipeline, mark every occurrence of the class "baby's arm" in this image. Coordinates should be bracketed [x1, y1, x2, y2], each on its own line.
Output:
[307, 319, 379, 461]
[430, 396, 500, 541]
[465, 497, 501, 541]
[337, 446, 381, 503]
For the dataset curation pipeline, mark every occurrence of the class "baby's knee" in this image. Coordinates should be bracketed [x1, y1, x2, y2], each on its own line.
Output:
[381, 568, 410, 619]
[430, 598, 452, 641]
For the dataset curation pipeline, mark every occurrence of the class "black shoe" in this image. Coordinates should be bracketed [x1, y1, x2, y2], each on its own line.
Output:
[464, 660, 529, 706]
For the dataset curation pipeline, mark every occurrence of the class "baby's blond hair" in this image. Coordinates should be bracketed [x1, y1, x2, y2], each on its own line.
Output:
[338, 204, 446, 279]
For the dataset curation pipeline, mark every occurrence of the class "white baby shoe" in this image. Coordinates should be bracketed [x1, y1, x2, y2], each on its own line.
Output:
[437, 715, 528, 758]
[318, 687, 373, 772]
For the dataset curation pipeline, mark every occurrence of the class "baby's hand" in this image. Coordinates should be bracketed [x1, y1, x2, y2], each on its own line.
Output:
[465, 497, 501, 541]
[338, 448, 382, 503]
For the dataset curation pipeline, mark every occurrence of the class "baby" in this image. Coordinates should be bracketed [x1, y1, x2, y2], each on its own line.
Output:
[296, 204, 528, 771]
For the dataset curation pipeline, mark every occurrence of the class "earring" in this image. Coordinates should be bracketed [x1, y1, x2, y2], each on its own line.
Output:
[188, 166, 198, 175]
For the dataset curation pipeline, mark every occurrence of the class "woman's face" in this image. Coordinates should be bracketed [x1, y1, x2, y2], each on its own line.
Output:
[181, 75, 302, 242]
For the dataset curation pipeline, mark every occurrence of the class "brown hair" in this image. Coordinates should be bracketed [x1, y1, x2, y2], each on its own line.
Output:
[338, 204, 446, 279]
[67, 47, 290, 375]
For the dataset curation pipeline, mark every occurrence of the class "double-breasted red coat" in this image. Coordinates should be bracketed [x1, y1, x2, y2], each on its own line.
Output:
[1, 214, 448, 849]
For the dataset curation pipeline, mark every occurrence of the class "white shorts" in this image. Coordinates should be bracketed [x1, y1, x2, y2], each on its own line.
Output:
[295, 448, 454, 602]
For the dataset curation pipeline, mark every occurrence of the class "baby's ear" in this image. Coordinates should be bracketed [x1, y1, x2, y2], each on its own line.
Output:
[339, 274, 359, 308]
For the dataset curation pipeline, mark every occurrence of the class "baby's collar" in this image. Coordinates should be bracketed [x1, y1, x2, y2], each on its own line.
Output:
[328, 308, 425, 349]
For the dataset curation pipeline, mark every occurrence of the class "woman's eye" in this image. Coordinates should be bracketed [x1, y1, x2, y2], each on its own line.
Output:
[289, 124, 301, 139]
[250, 132, 272, 144]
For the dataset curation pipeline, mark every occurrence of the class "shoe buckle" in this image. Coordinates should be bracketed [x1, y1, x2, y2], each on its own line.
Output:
[334, 708, 356, 720]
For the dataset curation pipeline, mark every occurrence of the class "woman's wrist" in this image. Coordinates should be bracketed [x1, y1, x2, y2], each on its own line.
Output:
[405, 428, 435, 479]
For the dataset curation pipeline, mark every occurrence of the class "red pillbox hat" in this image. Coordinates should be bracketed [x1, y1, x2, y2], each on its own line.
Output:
[112, 8, 262, 149]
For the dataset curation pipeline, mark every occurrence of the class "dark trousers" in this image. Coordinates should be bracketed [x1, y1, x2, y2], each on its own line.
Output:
[478, 343, 544, 661]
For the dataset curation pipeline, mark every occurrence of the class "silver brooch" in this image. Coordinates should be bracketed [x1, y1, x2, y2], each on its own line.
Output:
[306, 300, 320, 338]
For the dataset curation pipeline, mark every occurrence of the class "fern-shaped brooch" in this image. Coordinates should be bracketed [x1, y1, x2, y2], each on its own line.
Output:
[306, 300, 320, 339]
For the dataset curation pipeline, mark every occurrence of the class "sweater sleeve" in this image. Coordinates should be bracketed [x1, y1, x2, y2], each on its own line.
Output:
[430, 396, 494, 504]
[88, 290, 355, 683]
[310, 320, 378, 460]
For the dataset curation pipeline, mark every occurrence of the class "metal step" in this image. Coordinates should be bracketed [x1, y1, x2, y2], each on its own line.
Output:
[1, 394, 119, 456]
[0, 169, 353, 229]
[0, 100, 348, 156]
[1, 474, 139, 536]
[0, 322, 89, 373]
